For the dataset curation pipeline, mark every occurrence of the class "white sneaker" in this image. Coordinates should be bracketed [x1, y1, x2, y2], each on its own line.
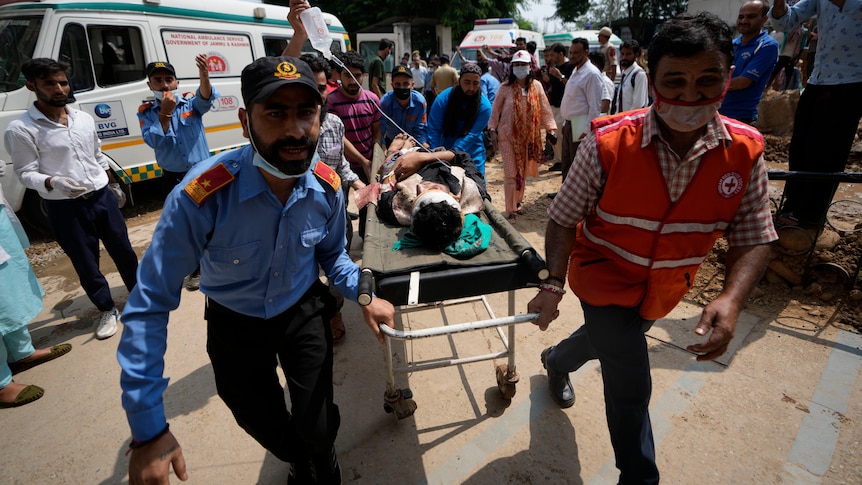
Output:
[96, 309, 119, 340]
[184, 274, 201, 291]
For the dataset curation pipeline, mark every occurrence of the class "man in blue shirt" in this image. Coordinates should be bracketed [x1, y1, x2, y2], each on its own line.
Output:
[478, 60, 500, 104]
[427, 62, 493, 177]
[137, 56, 219, 196]
[719, 0, 779, 125]
[380, 65, 428, 147]
[770, 0, 862, 228]
[118, 56, 395, 484]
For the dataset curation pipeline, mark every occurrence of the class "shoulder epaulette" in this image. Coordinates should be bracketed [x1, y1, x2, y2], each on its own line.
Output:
[313, 161, 341, 192]
[183, 162, 235, 205]
[138, 102, 154, 114]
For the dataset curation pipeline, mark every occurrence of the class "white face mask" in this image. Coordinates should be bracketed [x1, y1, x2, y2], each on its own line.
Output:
[512, 65, 530, 80]
[651, 79, 729, 133]
[152, 89, 180, 101]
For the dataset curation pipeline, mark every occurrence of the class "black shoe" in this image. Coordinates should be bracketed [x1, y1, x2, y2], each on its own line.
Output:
[547, 192, 557, 199]
[541, 346, 575, 408]
[548, 162, 562, 172]
[347, 211, 359, 221]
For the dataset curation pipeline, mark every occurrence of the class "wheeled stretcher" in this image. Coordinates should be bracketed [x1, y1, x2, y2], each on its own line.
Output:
[357, 147, 546, 419]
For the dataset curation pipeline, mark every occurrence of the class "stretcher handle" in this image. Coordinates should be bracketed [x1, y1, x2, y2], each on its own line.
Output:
[767, 171, 862, 183]
[378, 312, 540, 339]
[358, 268, 374, 306]
[520, 249, 549, 281]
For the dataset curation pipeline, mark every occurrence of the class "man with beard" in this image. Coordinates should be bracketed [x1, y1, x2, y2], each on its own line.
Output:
[379, 65, 428, 146]
[5, 58, 138, 341]
[529, 13, 776, 483]
[611, 39, 651, 115]
[117, 56, 396, 484]
[427, 62, 493, 177]
[719, 0, 779, 126]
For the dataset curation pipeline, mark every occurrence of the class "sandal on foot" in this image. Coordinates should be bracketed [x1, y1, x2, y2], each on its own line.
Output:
[515, 204, 526, 215]
[0, 385, 44, 408]
[330, 313, 346, 344]
[9, 344, 72, 375]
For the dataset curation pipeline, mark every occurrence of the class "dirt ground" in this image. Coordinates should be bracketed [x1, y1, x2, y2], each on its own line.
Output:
[22, 120, 862, 339]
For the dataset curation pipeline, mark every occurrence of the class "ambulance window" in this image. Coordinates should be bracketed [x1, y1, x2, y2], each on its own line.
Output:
[0, 16, 42, 93]
[59, 23, 95, 92]
[88, 26, 145, 87]
[263, 36, 288, 57]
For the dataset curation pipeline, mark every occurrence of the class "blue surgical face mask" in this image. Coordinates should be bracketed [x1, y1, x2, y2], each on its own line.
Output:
[512, 65, 530, 79]
[152, 89, 180, 101]
[252, 150, 319, 179]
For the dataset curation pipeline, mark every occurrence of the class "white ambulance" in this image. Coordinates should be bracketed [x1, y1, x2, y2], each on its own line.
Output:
[454, 18, 545, 69]
[0, 0, 348, 230]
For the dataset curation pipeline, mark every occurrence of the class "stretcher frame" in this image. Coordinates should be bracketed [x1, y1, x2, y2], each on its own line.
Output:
[357, 146, 545, 419]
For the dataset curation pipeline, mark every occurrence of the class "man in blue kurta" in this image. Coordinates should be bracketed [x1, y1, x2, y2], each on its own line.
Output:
[427, 62, 492, 177]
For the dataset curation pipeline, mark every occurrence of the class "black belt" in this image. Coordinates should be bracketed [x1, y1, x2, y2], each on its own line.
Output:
[79, 186, 106, 200]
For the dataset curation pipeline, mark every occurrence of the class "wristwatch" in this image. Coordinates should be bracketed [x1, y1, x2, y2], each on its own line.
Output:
[559, 75, 566, 81]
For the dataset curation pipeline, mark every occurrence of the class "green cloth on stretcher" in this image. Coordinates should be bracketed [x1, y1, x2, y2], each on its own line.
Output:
[392, 213, 492, 259]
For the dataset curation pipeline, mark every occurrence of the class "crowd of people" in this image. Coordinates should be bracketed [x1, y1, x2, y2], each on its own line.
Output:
[1, 0, 859, 483]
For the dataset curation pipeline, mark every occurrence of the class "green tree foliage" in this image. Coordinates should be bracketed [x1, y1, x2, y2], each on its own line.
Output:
[266, 0, 530, 40]
[552, 0, 592, 24]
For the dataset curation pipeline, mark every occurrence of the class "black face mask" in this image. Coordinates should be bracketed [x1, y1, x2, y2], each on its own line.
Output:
[394, 88, 411, 100]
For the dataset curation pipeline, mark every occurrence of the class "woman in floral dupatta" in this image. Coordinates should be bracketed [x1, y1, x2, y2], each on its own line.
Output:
[488, 50, 557, 221]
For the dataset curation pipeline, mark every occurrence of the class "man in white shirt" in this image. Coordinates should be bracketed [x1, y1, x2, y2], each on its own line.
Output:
[559, 38, 604, 181]
[4, 58, 138, 341]
[410, 51, 427, 92]
[612, 40, 650, 114]
[589, 51, 615, 115]
[598, 26, 619, 82]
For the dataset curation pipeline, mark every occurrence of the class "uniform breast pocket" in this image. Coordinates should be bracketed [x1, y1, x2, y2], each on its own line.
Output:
[291, 225, 328, 271]
[203, 241, 261, 286]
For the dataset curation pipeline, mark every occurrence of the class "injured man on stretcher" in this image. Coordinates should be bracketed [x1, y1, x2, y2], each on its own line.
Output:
[356, 134, 492, 257]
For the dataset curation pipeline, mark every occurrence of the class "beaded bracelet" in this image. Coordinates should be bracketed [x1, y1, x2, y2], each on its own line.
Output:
[539, 283, 566, 296]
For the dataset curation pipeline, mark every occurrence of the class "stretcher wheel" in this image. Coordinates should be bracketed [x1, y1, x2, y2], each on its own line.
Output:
[496, 364, 519, 400]
[383, 388, 417, 419]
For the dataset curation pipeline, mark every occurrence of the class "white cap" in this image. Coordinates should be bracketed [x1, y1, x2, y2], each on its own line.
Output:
[599, 26, 612, 37]
[511, 50, 531, 64]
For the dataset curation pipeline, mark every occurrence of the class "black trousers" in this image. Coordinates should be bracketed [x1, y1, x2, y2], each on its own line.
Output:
[205, 281, 339, 463]
[782, 82, 862, 224]
[547, 302, 659, 485]
[560, 120, 581, 181]
[44, 187, 138, 311]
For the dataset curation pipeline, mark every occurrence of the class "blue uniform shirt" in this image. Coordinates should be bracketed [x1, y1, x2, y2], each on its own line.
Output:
[137, 87, 221, 172]
[379, 89, 428, 145]
[426, 87, 493, 177]
[720, 30, 779, 121]
[118, 145, 357, 441]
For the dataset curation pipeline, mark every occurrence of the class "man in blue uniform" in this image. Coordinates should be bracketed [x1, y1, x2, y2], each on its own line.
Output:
[379, 65, 428, 147]
[138, 56, 220, 291]
[137, 56, 220, 195]
[118, 56, 395, 484]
